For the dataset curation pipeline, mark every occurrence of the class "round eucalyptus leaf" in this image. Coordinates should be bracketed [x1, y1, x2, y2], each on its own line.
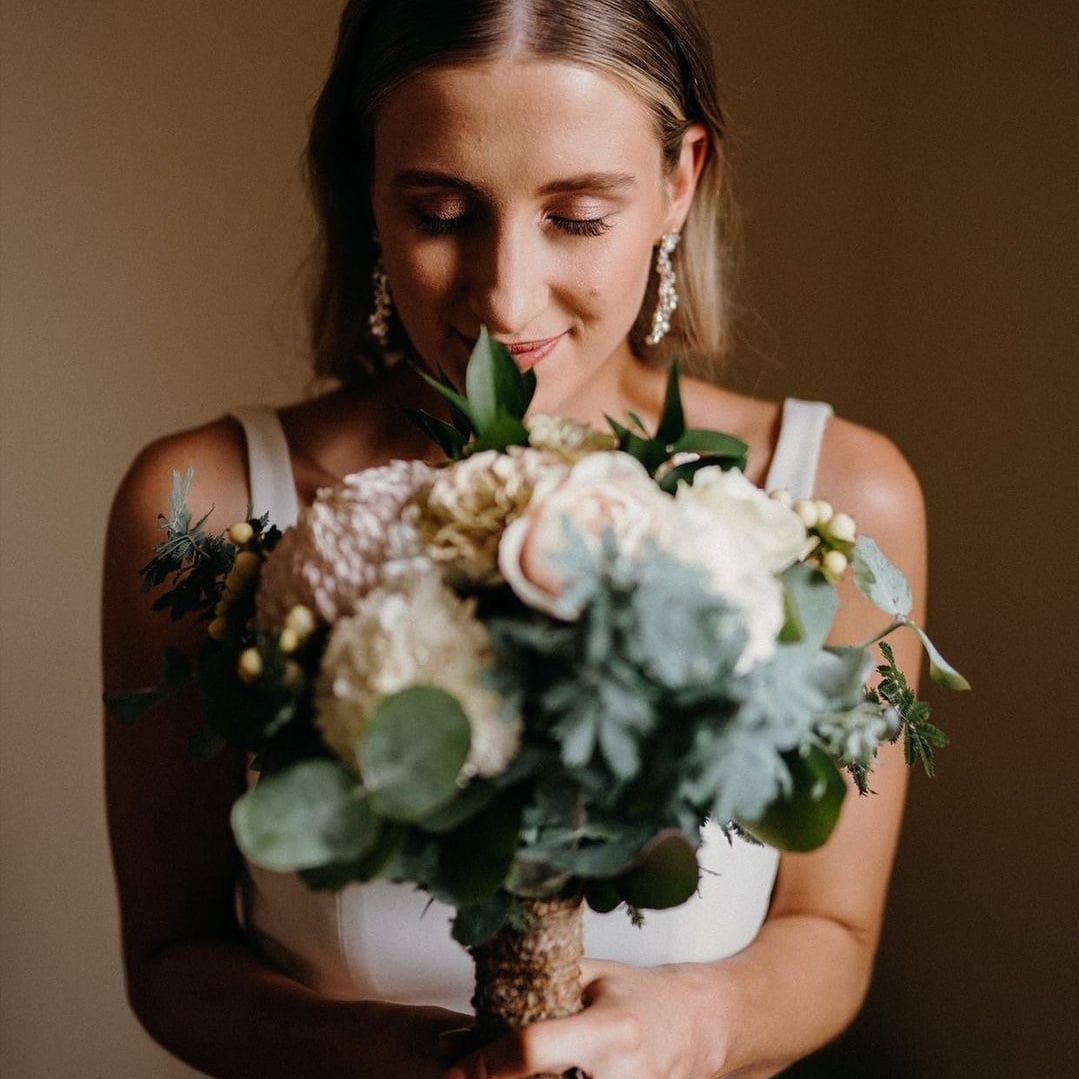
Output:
[231, 758, 374, 870]
[361, 685, 471, 822]
[617, 829, 699, 910]
[738, 745, 847, 853]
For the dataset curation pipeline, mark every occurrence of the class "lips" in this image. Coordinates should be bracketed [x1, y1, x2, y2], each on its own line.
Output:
[493, 333, 566, 370]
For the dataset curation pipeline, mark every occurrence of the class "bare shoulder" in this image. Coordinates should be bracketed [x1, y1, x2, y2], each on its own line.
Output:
[815, 413, 925, 548]
[111, 416, 249, 529]
[104, 416, 251, 689]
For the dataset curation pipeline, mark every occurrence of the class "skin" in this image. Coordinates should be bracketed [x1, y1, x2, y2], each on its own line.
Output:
[103, 58, 925, 1079]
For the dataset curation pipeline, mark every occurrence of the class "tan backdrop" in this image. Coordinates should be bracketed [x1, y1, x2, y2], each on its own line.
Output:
[2, 2, 1075, 1075]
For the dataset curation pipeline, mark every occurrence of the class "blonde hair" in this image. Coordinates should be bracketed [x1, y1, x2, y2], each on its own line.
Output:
[306, 0, 734, 383]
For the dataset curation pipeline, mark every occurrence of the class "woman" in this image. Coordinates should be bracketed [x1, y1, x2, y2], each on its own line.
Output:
[103, 2, 925, 1076]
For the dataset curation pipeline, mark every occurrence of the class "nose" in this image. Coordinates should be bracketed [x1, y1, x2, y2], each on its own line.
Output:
[466, 221, 549, 335]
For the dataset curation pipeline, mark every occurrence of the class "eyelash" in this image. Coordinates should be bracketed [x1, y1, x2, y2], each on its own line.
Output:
[413, 212, 611, 238]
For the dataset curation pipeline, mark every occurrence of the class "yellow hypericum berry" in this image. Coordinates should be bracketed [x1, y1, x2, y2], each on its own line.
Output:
[769, 488, 792, 506]
[282, 660, 303, 688]
[813, 500, 834, 526]
[822, 550, 849, 578]
[225, 551, 260, 593]
[214, 597, 230, 618]
[279, 627, 300, 655]
[794, 499, 819, 528]
[828, 512, 857, 544]
[237, 647, 263, 683]
[284, 604, 317, 640]
[227, 521, 255, 547]
[207, 618, 229, 641]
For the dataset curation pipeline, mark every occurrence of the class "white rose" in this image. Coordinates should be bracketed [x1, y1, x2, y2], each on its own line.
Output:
[673, 467, 813, 572]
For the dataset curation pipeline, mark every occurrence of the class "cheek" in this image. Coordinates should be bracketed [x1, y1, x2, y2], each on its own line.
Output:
[565, 239, 652, 318]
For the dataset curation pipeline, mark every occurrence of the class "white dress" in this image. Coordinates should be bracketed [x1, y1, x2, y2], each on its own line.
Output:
[230, 399, 834, 1011]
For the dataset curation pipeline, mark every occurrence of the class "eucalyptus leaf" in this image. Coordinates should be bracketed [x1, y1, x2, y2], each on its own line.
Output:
[361, 685, 471, 822]
[853, 536, 913, 617]
[231, 758, 375, 870]
[780, 563, 839, 649]
[908, 623, 971, 691]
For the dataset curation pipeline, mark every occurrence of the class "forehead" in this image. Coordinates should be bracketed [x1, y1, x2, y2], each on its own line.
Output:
[372, 59, 664, 189]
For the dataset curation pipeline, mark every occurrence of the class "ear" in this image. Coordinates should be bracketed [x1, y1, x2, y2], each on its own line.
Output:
[663, 122, 709, 233]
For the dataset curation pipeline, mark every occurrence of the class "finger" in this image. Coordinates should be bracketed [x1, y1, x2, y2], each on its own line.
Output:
[438, 1025, 485, 1061]
[441, 1022, 582, 1079]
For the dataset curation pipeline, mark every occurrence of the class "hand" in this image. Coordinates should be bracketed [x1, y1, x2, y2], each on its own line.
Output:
[441, 958, 730, 1079]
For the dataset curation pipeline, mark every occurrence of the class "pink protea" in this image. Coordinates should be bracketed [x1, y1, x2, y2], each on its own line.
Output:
[257, 459, 437, 627]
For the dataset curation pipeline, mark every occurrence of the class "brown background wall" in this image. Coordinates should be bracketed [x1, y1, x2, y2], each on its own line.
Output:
[2, 2, 1076, 1075]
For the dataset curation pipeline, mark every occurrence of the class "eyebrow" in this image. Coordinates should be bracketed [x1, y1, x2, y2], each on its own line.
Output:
[392, 169, 637, 197]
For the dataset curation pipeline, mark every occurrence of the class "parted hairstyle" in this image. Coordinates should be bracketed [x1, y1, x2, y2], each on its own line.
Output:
[306, 0, 735, 383]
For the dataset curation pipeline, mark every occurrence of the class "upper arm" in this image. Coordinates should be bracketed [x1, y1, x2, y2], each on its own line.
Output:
[102, 419, 253, 977]
[769, 416, 927, 951]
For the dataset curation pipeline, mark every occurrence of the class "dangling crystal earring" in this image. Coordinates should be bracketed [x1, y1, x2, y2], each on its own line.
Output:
[645, 232, 680, 345]
[369, 255, 393, 348]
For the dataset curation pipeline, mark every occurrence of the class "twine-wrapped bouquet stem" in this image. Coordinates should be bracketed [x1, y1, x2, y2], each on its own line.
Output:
[470, 896, 584, 1079]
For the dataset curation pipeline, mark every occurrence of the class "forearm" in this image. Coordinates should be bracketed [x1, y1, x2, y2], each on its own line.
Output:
[127, 934, 466, 1079]
[698, 912, 874, 1078]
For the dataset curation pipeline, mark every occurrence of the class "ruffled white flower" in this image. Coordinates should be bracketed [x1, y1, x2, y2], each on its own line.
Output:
[524, 414, 619, 460]
[314, 573, 520, 780]
[409, 448, 568, 586]
[257, 459, 436, 627]
[663, 469, 812, 670]
[673, 467, 813, 573]
[499, 452, 671, 615]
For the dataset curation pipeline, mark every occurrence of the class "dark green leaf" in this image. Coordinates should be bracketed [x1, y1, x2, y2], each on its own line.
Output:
[470, 412, 531, 454]
[361, 686, 471, 822]
[655, 362, 686, 444]
[104, 648, 193, 724]
[433, 793, 524, 907]
[452, 890, 513, 947]
[670, 429, 748, 464]
[402, 408, 467, 460]
[419, 779, 499, 834]
[617, 829, 699, 910]
[738, 745, 847, 853]
[415, 367, 476, 434]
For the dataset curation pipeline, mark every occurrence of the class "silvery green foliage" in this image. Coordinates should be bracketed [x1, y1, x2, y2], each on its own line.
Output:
[485, 525, 859, 832]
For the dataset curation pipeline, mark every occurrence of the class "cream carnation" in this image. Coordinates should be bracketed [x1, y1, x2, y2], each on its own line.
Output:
[409, 448, 568, 586]
[524, 414, 619, 460]
[256, 459, 436, 627]
[314, 573, 521, 780]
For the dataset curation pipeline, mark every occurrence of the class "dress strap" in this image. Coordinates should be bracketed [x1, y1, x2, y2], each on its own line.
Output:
[230, 407, 300, 529]
[763, 398, 834, 501]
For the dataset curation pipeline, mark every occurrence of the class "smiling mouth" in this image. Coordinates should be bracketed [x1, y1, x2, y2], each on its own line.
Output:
[493, 333, 565, 370]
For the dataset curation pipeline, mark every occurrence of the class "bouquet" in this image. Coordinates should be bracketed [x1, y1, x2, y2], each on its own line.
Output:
[110, 332, 967, 1060]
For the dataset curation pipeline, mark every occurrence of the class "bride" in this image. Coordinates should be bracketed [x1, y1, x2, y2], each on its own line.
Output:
[103, 2, 925, 1076]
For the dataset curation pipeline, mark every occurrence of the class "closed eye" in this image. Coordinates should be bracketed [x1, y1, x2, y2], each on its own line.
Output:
[549, 216, 612, 238]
